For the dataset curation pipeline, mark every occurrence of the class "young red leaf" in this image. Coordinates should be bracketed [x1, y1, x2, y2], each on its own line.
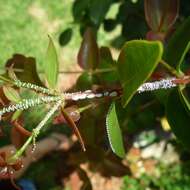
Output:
[53, 105, 80, 124]
[78, 28, 100, 70]
[144, 0, 179, 32]
[0, 87, 10, 108]
[11, 121, 31, 149]
[6, 54, 43, 86]
[61, 107, 86, 151]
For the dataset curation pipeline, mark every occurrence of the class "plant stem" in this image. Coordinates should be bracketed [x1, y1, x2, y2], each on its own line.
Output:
[0, 67, 116, 75]
[9, 100, 62, 162]
[8, 135, 33, 162]
[0, 75, 13, 83]
[88, 68, 116, 74]
[33, 100, 62, 135]
[160, 60, 182, 77]
[78, 103, 97, 113]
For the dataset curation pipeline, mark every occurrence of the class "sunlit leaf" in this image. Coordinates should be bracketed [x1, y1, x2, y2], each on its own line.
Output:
[11, 110, 23, 122]
[45, 36, 59, 89]
[106, 102, 125, 158]
[117, 40, 163, 107]
[3, 86, 21, 103]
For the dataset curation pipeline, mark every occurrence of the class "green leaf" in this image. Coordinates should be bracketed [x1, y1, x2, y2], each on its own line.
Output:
[117, 40, 163, 107]
[45, 36, 59, 89]
[59, 28, 73, 47]
[166, 89, 190, 147]
[97, 46, 119, 84]
[106, 102, 125, 158]
[100, 46, 114, 65]
[164, 17, 190, 70]
[72, 0, 89, 22]
[11, 110, 23, 121]
[78, 28, 100, 70]
[89, 0, 112, 26]
[3, 86, 21, 103]
[76, 72, 98, 91]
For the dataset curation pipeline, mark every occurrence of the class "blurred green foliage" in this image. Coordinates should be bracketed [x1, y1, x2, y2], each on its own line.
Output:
[122, 163, 190, 190]
[0, 1, 190, 190]
[0, 0, 80, 69]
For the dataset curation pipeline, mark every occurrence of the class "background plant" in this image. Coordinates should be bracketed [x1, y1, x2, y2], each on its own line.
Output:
[0, 0, 190, 190]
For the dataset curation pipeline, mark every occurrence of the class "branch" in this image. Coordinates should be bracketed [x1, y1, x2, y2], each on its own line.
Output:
[0, 96, 61, 117]
[9, 100, 62, 161]
[62, 77, 190, 101]
[14, 79, 57, 95]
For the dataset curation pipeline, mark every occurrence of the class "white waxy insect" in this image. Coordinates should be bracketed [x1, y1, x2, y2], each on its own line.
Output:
[71, 95, 80, 101]
[137, 78, 176, 93]
[95, 93, 103, 98]
[0, 167, 8, 174]
[79, 94, 88, 99]
[85, 90, 92, 93]
[109, 91, 118, 97]
[86, 94, 95, 99]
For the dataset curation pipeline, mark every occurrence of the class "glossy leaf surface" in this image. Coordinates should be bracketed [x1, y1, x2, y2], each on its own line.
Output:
[78, 28, 100, 70]
[45, 36, 59, 89]
[117, 40, 163, 107]
[144, 0, 179, 32]
[3, 86, 20, 103]
[106, 102, 125, 158]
